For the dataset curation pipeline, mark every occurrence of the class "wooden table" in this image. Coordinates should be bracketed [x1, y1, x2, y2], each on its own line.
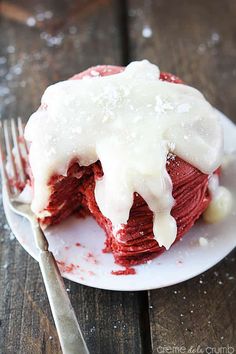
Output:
[0, 1, 236, 353]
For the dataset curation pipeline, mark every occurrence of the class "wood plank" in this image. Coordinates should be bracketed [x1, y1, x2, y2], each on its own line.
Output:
[127, 0, 236, 350]
[146, 255, 236, 350]
[0, 1, 148, 353]
[127, 0, 236, 121]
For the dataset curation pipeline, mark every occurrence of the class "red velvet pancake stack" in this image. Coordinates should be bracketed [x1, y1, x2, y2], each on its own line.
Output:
[34, 65, 212, 266]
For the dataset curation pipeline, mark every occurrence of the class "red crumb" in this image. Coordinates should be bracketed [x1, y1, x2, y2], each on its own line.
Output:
[84, 252, 98, 264]
[75, 242, 81, 247]
[9, 177, 25, 191]
[102, 245, 112, 253]
[65, 246, 69, 250]
[57, 260, 65, 267]
[65, 263, 76, 272]
[80, 276, 84, 280]
[87, 270, 95, 276]
[56, 260, 77, 273]
[111, 267, 136, 276]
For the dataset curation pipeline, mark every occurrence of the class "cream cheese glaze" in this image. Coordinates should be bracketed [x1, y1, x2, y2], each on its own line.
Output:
[25, 60, 223, 249]
[203, 174, 232, 223]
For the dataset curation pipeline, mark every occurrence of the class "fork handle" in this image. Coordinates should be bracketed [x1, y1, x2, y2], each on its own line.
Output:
[38, 250, 89, 354]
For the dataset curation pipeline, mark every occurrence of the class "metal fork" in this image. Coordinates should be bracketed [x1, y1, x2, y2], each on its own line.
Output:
[0, 118, 89, 354]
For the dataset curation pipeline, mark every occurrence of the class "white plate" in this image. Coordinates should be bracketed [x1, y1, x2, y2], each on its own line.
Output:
[3, 111, 236, 291]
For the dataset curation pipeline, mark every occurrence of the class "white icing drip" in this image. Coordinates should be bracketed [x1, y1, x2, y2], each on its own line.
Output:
[204, 173, 232, 223]
[25, 60, 223, 249]
[203, 186, 232, 223]
[208, 174, 220, 198]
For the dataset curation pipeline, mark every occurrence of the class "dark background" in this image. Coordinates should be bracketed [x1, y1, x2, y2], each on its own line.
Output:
[0, 1, 236, 353]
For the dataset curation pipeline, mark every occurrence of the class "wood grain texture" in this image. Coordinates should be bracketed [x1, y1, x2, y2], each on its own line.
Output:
[127, 0, 236, 122]
[0, 1, 147, 353]
[127, 0, 236, 351]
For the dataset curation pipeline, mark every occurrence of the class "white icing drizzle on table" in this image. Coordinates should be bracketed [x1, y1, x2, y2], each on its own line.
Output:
[25, 60, 223, 249]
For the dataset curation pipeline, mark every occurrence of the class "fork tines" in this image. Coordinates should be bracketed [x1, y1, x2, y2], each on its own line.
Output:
[0, 118, 28, 196]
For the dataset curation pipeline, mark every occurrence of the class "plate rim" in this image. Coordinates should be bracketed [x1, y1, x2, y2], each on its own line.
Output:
[3, 109, 236, 291]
